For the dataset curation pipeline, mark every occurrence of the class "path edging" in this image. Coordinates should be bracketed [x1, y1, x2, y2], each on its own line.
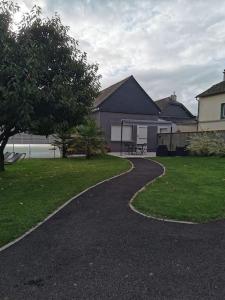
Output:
[0, 159, 134, 253]
[129, 158, 197, 225]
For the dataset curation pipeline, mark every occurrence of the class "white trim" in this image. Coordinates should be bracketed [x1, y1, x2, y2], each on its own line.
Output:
[0, 159, 134, 253]
[129, 159, 197, 225]
[122, 119, 173, 125]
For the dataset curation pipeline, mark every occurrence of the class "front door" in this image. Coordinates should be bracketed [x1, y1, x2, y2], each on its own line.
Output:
[137, 125, 148, 144]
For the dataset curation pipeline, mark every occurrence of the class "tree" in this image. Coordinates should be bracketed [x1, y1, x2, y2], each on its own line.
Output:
[72, 118, 105, 159]
[0, 1, 100, 171]
[0, 1, 24, 171]
[52, 126, 75, 158]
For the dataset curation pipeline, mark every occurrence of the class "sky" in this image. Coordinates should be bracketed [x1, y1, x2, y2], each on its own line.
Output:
[14, 0, 225, 114]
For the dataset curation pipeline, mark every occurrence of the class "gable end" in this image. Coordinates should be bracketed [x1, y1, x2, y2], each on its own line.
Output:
[96, 76, 160, 116]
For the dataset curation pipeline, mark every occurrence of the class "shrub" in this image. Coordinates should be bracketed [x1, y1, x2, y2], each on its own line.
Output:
[70, 118, 106, 159]
[187, 132, 225, 156]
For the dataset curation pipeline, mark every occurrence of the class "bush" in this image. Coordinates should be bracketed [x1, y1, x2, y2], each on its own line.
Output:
[187, 132, 225, 156]
[70, 118, 106, 159]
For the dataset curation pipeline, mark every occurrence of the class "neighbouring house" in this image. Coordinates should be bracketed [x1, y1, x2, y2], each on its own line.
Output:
[92, 75, 168, 153]
[155, 94, 197, 133]
[196, 70, 225, 131]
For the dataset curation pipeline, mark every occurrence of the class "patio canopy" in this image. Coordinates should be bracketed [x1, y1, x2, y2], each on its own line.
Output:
[119, 118, 173, 154]
[121, 118, 173, 126]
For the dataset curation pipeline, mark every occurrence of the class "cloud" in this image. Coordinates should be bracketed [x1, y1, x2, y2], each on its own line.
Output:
[17, 0, 225, 114]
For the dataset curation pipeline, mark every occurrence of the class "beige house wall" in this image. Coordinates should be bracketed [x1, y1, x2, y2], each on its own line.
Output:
[198, 120, 225, 131]
[198, 93, 225, 131]
[176, 123, 197, 132]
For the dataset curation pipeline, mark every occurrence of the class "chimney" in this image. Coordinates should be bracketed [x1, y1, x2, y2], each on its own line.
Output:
[171, 92, 177, 101]
[223, 69, 225, 81]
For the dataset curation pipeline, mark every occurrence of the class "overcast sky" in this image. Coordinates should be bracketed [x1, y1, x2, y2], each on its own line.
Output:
[15, 0, 225, 114]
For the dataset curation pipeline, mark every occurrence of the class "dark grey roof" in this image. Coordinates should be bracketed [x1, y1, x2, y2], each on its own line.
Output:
[94, 76, 132, 108]
[155, 96, 196, 122]
[197, 80, 225, 98]
[94, 75, 160, 115]
[156, 96, 173, 110]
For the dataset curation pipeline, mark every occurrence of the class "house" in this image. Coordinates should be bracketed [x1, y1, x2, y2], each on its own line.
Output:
[92, 75, 165, 153]
[196, 70, 225, 131]
[155, 94, 197, 133]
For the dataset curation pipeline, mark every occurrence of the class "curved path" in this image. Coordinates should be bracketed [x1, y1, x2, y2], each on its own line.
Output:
[1, 158, 225, 299]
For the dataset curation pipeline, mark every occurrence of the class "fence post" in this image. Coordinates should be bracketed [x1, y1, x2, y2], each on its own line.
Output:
[29, 144, 31, 158]
[169, 125, 173, 151]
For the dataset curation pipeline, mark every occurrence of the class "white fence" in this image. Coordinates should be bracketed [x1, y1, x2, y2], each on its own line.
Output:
[5, 144, 60, 158]
[6, 133, 60, 158]
[8, 133, 54, 144]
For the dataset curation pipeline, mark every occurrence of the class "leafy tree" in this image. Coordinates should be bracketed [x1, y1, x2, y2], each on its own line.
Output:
[72, 118, 105, 159]
[0, 1, 100, 171]
[52, 126, 75, 158]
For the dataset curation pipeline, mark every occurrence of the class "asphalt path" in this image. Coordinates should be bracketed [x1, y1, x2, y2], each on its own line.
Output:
[1, 158, 225, 300]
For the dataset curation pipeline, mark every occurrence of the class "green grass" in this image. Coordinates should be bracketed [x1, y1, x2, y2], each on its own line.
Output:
[133, 156, 225, 223]
[0, 155, 130, 247]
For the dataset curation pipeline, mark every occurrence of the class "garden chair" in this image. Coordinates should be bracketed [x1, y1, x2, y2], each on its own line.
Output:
[5, 153, 26, 165]
[4, 152, 15, 162]
[125, 142, 136, 155]
[135, 143, 147, 155]
[4, 152, 11, 160]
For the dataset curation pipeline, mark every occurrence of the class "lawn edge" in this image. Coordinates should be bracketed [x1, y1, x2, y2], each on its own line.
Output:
[129, 158, 197, 225]
[0, 157, 134, 253]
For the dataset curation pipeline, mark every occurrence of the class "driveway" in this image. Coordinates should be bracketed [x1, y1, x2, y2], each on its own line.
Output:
[1, 158, 225, 299]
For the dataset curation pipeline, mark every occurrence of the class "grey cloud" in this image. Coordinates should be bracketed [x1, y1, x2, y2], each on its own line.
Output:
[18, 0, 225, 114]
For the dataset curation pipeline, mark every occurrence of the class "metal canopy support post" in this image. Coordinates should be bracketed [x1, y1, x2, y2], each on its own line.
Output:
[120, 120, 124, 156]
[170, 124, 173, 151]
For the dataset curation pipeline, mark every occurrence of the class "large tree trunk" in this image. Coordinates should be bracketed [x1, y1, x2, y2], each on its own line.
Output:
[0, 147, 5, 172]
[0, 129, 17, 171]
[86, 143, 91, 159]
[62, 142, 67, 158]
[0, 136, 8, 172]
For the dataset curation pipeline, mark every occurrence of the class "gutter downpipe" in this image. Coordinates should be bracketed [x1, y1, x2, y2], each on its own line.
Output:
[196, 96, 200, 132]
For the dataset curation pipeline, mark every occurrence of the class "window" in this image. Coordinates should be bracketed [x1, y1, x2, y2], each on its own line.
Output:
[111, 125, 132, 141]
[221, 103, 225, 119]
[159, 128, 169, 133]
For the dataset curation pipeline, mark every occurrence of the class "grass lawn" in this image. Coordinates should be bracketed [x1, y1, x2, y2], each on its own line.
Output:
[133, 156, 225, 223]
[0, 155, 130, 247]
